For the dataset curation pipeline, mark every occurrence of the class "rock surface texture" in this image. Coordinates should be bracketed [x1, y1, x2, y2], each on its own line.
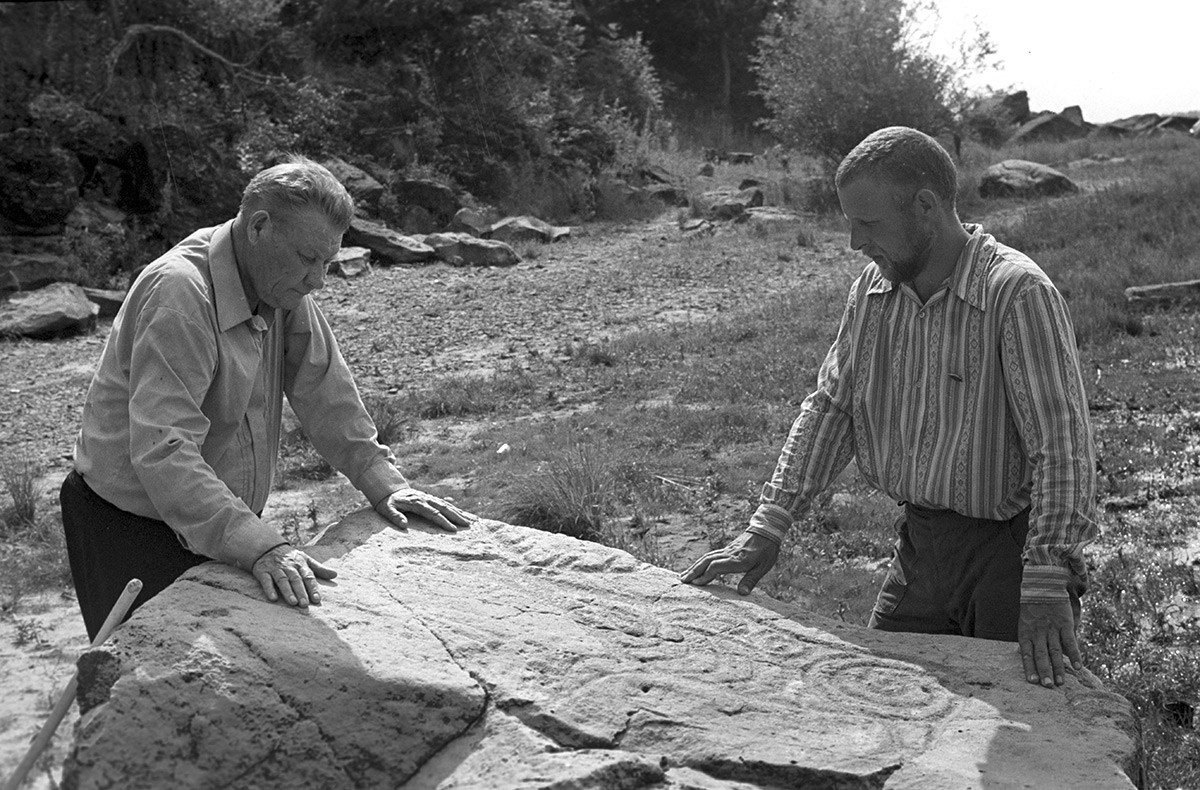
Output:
[63, 510, 1140, 790]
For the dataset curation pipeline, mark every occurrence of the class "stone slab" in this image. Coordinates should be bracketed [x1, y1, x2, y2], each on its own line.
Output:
[63, 509, 1139, 789]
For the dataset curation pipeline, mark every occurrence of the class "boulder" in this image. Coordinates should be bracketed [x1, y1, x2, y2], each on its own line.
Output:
[1091, 114, 1163, 139]
[1153, 115, 1199, 135]
[322, 158, 385, 213]
[447, 207, 497, 237]
[486, 216, 571, 244]
[342, 218, 436, 265]
[391, 178, 460, 226]
[979, 160, 1080, 200]
[81, 286, 127, 318]
[420, 232, 519, 267]
[0, 127, 83, 227]
[1010, 111, 1089, 144]
[63, 510, 1140, 789]
[0, 281, 97, 338]
[329, 246, 371, 278]
[695, 187, 764, 220]
[0, 250, 69, 293]
[972, 90, 1032, 126]
[644, 183, 689, 207]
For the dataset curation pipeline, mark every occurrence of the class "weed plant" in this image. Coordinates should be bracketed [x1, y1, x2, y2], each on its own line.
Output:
[0, 452, 71, 604]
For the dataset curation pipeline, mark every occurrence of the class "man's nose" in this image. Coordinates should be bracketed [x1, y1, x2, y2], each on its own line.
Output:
[849, 225, 866, 251]
[305, 264, 326, 290]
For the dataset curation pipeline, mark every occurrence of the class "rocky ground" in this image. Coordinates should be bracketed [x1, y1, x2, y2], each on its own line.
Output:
[1, 189, 1198, 787]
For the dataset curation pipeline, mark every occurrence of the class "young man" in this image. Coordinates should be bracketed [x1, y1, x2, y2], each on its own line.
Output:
[682, 127, 1098, 689]
[61, 156, 474, 639]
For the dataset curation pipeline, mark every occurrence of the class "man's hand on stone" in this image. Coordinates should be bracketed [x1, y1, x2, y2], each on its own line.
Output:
[251, 545, 337, 608]
[375, 487, 477, 533]
[1018, 599, 1082, 688]
[679, 532, 780, 595]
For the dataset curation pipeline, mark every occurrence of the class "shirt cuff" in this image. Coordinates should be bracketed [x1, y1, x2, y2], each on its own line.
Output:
[1020, 565, 1071, 603]
[746, 503, 793, 545]
[224, 518, 289, 572]
[356, 462, 411, 510]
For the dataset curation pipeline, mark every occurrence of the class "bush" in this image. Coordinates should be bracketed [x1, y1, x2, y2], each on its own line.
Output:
[755, 0, 962, 168]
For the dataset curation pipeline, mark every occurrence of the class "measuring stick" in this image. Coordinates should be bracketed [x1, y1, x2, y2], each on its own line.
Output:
[3, 578, 143, 790]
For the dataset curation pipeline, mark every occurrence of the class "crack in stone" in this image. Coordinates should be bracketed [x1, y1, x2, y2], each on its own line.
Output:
[688, 756, 904, 790]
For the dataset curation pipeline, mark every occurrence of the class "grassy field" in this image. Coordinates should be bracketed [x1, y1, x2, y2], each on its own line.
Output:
[3, 131, 1199, 787]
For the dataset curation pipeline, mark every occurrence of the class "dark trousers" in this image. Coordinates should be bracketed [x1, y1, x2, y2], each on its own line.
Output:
[867, 504, 1082, 642]
[60, 470, 210, 641]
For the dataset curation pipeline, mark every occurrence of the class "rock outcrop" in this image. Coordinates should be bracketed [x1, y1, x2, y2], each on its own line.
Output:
[979, 159, 1080, 200]
[0, 281, 98, 338]
[63, 510, 1139, 789]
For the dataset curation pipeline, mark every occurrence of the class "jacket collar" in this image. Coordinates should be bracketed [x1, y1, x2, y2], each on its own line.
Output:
[865, 223, 992, 311]
[209, 220, 261, 333]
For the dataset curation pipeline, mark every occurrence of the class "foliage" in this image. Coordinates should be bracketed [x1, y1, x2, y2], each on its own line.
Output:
[583, 0, 772, 134]
[754, 0, 976, 167]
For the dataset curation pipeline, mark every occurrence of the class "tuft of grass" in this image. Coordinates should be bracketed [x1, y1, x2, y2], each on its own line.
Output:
[404, 368, 539, 419]
[498, 443, 610, 541]
[1, 452, 41, 531]
[363, 394, 413, 447]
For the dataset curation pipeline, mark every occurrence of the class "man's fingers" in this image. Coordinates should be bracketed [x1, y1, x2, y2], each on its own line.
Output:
[1061, 627, 1083, 671]
[305, 555, 338, 580]
[1033, 635, 1054, 687]
[1047, 629, 1066, 685]
[738, 561, 771, 595]
[679, 555, 715, 584]
[255, 570, 279, 602]
[1019, 639, 1038, 685]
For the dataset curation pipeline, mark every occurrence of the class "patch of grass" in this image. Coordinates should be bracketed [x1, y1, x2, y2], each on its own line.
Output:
[498, 442, 610, 540]
[1081, 525, 1200, 790]
[984, 148, 1200, 348]
[363, 393, 413, 447]
[404, 367, 540, 419]
[1, 452, 41, 531]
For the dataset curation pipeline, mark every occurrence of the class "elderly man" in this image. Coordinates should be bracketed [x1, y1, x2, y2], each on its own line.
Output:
[61, 156, 473, 639]
[682, 127, 1099, 689]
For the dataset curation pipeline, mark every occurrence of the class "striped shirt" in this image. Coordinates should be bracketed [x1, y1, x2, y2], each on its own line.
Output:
[747, 226, 1099, 601]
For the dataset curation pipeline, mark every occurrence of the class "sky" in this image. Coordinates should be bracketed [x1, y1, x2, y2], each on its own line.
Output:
[929, 0, 1198, 124]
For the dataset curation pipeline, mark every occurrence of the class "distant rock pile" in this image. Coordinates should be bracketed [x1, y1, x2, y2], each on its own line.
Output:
[968, 89, 1200, 146]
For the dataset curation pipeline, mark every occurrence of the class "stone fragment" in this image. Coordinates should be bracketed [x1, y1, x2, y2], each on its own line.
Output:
[486, 216, 571, 244]
[0, 251, 69, 293]
[329, 246, 371, 278]
[322, 158, 385, 212]
[342, 218, 436, 265]
[422, 232, 519, 267]
[0, 281, 97, 338]
[979, 159, 1079, 200]
[81, 286, 127, 318]
[392, 178, 459, 226]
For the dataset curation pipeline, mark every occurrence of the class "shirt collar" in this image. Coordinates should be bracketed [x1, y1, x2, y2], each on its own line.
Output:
[864, 223, 993, 311]
[209, 220, 265, 333]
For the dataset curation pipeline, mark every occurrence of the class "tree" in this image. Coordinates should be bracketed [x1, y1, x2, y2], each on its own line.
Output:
[754, 0, 979, 167]
[581, 0, 771, 135]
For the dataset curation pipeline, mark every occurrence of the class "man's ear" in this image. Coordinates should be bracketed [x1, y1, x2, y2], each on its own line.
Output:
[913, 188, 940, 216]
[245, 209, 272, 244]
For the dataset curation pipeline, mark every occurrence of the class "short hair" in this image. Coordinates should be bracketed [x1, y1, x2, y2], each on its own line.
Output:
[240, 154, 354, 229]
[835, 127, 958, 206]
